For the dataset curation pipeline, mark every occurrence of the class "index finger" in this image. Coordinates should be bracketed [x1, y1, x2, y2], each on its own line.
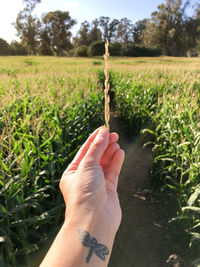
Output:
[66, 128, 119, 172]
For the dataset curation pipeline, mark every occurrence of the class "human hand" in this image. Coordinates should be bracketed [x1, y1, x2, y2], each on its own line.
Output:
[41, 127, 125, 267]
[60, 126, 125, 235]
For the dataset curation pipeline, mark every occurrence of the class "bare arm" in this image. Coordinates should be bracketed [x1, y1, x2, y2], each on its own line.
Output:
[40, 127, 125, 267]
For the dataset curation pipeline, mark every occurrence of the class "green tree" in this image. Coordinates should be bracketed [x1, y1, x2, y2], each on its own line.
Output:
[115, 18, 133, 43]
[88, 41, 105, 56]
[38, 29, 53, 55]
[23, 0, 41, 10]
[14, 0, 41, 54]
[194, 3, 200, 19]
[185, 3, 200, 56]
[88, 19, 102, 44]
[74, 45, 88, 57]
[98, 17, 119, 42]
[107, 19, 120, 42]
[141, 0, 190, 56]
[99, 16, 110, 41]
[0, 38, 11, 55]
[42, 11, 76, 56]
[10, 41, 28, 55]
[109, 42, 123, 56]
[132, 19, 147, 44]
[73, 21, 90, 47]
[195, 3, 200, 52]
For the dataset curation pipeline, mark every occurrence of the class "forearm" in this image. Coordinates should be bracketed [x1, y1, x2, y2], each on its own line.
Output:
[40, 212, 116, 267]
[41, 128, 124, 266]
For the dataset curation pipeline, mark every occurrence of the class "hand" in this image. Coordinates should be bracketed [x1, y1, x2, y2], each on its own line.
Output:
[60, 127, 125, 235]
[41, 127, 125, 267]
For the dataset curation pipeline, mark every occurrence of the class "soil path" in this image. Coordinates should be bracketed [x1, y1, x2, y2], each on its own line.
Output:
[108, 111, 175, 267]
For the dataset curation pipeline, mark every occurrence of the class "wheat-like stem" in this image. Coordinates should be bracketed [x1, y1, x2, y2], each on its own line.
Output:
[103, 38, 110, 129]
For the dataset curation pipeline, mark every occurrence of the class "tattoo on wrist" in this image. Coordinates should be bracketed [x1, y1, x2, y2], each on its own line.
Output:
[77, 229, 109, 263]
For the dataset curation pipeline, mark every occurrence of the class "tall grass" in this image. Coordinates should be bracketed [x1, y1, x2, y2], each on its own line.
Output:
[1, 56, 200, 264]
[0, 94, 104, 265]
[108, 63, 200, 259]
[0, 57, 104, 265]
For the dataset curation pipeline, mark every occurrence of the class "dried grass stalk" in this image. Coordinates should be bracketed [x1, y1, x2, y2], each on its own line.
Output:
[103, 38, 110, 129]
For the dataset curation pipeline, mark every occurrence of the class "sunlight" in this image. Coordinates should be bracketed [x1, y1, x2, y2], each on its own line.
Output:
[0, 0, 23, 42]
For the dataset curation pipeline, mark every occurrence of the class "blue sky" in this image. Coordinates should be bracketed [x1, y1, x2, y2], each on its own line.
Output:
[0, 0, 198, 43]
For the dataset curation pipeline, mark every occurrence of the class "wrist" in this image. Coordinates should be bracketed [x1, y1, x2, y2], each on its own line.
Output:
[63, 206, 118, 241]
[60, 212, 116, 266]
[41, 211, 115, 267]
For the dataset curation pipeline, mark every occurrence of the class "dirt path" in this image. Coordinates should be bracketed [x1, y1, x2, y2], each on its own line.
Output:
[108, 112, 177, 267]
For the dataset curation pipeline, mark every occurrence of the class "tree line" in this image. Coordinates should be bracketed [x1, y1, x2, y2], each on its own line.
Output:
[0, 0, 199, 57]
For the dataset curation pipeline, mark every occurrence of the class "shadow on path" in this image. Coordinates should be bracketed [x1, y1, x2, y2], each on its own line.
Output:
[108, 111, 176, 267]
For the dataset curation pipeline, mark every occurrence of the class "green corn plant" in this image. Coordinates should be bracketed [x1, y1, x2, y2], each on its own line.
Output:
[108, 67, 200, 258]
[0, 92, 104, 265]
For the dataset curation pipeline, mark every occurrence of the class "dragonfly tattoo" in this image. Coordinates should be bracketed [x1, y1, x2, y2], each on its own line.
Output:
[77, 229, 109, 263]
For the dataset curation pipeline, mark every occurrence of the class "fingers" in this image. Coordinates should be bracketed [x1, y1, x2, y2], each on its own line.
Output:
[109, 132, 119, 144]
[66, 127, 101, 172]
[110, 149, 125, 177]
[106, 149, 125, 188]
[100, 142, 120, 168]
[83, 128, 109, 165]
[66, 128, 118, 172]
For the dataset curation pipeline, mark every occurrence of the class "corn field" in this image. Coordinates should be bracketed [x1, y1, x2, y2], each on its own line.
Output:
[0, 56, 200, 265]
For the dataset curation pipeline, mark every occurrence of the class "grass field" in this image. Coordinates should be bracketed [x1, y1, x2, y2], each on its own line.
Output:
[0, 56, 200, 265]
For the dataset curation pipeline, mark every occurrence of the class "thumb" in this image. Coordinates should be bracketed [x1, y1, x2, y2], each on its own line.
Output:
[82, 127, 109, 165]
